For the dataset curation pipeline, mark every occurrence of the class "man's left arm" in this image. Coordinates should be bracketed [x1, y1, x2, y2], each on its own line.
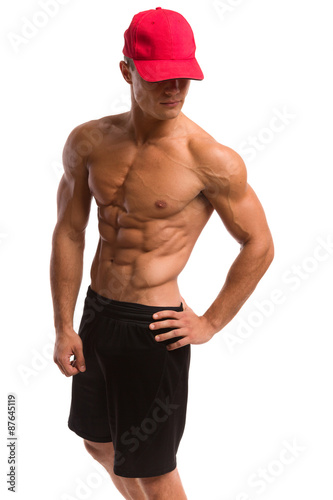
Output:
[149, 144, 274, 349]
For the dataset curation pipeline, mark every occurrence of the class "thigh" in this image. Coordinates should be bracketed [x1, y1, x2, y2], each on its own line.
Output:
[138, 467, 187, 499]
[94, 318, 191, 478]
[84, 438, 115, 457]
[68, 314, 112, 442]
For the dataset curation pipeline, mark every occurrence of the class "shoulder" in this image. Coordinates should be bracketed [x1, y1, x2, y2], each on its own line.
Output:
[185, 124, 247, 190]
[63, 113, 128, 169]
[64, 113, 127, 148]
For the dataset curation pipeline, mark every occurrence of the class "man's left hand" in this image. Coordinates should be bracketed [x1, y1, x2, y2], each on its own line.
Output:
[149, 298, 215, 350]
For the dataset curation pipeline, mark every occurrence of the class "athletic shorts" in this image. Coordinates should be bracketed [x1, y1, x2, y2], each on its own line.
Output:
[68, 286, 191, 478]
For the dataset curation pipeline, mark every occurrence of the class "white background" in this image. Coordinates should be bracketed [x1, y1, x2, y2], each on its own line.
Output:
[1, 0, 332, 498]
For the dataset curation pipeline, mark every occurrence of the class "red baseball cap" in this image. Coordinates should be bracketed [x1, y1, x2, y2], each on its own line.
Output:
[123, 7, 204, 82]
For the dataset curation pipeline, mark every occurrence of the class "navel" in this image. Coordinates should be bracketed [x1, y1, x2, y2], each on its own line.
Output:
[155, 200, 167, 209]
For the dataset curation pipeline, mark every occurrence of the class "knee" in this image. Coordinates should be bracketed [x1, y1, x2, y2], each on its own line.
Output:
[138, 469, 186, 500]
[139, 486, 161, 500]
[138, 477, 163, 499]
[83, 439, 112, 465]
[83, 439, 99, 457]
[141, 492, 158, 500]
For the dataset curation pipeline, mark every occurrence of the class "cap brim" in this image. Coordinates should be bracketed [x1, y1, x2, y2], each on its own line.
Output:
[133, 58, 204, 82]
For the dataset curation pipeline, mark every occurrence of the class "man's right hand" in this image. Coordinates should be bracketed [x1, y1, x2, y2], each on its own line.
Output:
[53, 330, 86, 377]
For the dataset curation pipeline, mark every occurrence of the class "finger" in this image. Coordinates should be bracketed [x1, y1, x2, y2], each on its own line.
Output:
[56, 361, 66, 376]
[151, 310, 180, 320]
[166, 338, 189, 351]
[59, 351, 82, 377]
[70, 359, 79, 371]
[61, 357, 80, 377]
[72, 347, 86, 373]
[149, 319, 180, 331]
[54, 354, 67, 376]
[54, 348, 81, 376]
[54, 351, 65, 375]
[154, 329, 183, 342]
[58, 358, 78, 377]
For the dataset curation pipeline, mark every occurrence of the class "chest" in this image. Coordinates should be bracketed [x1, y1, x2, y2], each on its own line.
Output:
[88, 142, 205, 219]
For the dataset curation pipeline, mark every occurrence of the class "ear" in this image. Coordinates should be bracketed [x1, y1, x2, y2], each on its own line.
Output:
[119, 61, 132, 84]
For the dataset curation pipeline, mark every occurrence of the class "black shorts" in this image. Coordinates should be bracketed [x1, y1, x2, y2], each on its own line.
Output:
[68, 286, 191, 478]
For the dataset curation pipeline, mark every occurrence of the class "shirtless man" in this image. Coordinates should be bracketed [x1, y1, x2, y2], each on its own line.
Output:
[51, 7, 274, 500]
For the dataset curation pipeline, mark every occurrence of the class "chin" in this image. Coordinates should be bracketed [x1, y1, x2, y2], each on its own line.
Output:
[160, 112, 181, 121]
[160, 107, 183, 119]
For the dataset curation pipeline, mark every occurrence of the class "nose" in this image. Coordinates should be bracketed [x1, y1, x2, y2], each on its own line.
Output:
[164, 79, 180, 95]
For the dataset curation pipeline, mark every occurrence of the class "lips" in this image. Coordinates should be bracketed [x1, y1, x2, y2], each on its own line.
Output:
[160, 101, 181, 106]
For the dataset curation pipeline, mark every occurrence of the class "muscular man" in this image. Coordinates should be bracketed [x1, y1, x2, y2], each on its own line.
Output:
[51, 7, 274, 500]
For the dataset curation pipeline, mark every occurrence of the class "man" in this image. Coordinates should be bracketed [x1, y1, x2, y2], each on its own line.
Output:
[51, 7, 274, 500]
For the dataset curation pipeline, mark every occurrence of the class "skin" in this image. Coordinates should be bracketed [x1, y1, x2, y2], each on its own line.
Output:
[50, 60, 274, 499]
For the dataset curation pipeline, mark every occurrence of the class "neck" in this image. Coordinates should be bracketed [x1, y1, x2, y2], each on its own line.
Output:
[127, 99, 183, 145]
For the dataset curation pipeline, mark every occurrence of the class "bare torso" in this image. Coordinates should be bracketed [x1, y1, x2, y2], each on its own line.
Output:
[86, 112, 215, 305]
[51, 58, 273, 382]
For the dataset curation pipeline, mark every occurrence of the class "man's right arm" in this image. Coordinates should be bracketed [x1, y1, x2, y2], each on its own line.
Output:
[50, 123, 92, 377]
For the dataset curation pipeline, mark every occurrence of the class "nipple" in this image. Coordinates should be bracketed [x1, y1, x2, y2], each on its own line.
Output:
[155, 200, 167, 208]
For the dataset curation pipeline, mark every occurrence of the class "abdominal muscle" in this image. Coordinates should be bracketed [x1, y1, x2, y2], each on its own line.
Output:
[89, 211, 200, 307]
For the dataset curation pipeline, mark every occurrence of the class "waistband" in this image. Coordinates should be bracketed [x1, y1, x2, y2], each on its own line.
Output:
[84, 286, 183, 323]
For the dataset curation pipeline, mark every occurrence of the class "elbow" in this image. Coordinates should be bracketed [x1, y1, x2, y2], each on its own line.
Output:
[268, 238, 275, 262]
[242, 232, 275, 266]
[52, 224, 86, 249]
[265, 240, 275, 270]
[67, 228, 86, 247]
[261, 234, 275, 270]
[266, 231, 275, 262]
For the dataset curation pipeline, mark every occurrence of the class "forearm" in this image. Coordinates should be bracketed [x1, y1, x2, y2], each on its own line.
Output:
[50, 228, 85, 336]
[203, 237, 274, 335]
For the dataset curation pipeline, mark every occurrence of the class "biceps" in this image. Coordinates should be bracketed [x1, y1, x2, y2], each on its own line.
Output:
[213, 184, 270, 245]
[56, 172, 92, 237]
